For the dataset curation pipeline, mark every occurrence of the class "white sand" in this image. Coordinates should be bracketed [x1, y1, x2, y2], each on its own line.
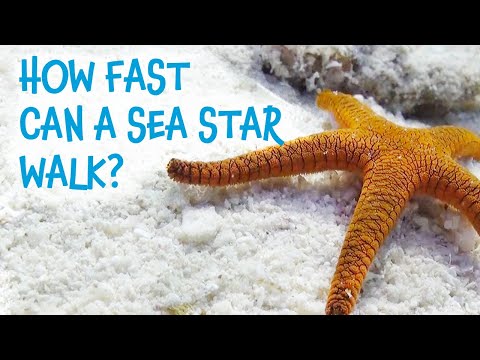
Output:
[0, 45, 479, 314]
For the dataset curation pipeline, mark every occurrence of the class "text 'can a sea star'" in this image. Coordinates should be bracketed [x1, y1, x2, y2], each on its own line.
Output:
[167, 90, 480, 315]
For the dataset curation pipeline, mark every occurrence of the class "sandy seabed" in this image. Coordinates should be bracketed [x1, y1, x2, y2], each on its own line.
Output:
[0, 45, 479, 314]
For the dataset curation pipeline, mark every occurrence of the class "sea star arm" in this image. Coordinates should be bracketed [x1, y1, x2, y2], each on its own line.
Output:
[317, 90, 386, 129]
[421, 156, 480, 234]
[429, 126, 480, 159]
[326, 161, 414, 315]
[167, 129, 368, 186]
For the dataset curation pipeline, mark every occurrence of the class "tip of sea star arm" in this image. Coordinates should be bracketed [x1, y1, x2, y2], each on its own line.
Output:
[315, 89, 345, 112]
[316, 89, 364, 129]
[325, 297, 352, 315]
[167, 158, 189, 183]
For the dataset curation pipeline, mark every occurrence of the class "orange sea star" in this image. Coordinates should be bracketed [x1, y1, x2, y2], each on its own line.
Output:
[167, 90, 480, 315]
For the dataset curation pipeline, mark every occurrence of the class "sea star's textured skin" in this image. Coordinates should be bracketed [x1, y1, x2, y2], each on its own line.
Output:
[167, 90, 480, 315]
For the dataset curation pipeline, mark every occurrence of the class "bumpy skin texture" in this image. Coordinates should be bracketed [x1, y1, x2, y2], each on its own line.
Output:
[167, 90, 480, 315]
